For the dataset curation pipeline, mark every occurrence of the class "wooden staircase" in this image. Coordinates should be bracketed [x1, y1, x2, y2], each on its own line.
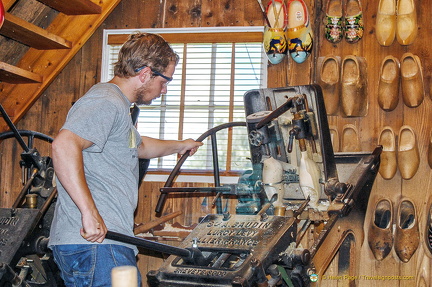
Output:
[0, 0, 122, 131]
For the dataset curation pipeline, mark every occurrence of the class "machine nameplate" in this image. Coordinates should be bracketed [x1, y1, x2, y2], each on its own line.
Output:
[148, 214, 297, 286]
[173, 268, 228, 277]
[0, 208, 40, 264]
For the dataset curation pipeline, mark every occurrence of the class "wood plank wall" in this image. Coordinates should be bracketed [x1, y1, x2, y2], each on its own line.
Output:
[1, 0, 432, 286]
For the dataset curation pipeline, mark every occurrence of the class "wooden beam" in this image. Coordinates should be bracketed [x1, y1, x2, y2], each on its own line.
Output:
[37, 0, 102, 15]
[0, 61, 42, 84]
[1, 13, 72, 50]
[108, 32, 263, 45]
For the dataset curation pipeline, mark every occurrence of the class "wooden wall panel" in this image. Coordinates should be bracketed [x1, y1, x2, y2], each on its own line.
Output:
[1, 0, 432, 286]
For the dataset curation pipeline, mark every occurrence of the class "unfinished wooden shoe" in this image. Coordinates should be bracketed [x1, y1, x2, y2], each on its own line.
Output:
[341, 124, 360, 152]
[396, 0, 418, 45]
[378, 56, 400, 112]
[341, 55, 368, 117]
[400, 52, 424, 108]
[378, 126, 397, 180]
[398, 125, 419, 180]
[375, 0, 396, 46]
[368, 198, 393, 261]
[317, 56, 341, 115]
[394, 198, 419, 262]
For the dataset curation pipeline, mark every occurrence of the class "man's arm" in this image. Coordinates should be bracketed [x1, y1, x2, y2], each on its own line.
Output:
[137, 136, 203, 159]
[52, 129, 107, 243]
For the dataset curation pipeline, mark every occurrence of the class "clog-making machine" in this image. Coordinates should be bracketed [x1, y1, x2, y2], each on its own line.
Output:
[0, 85, 381, 286]
[146, 85, 381, 286]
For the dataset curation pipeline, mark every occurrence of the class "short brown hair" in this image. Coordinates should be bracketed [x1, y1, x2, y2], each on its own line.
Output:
[113, 32, 179, 78]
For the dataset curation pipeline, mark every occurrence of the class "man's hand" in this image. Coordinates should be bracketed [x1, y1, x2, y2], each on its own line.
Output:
[179, 139, 203, 156]
[80, 210, 107, 243]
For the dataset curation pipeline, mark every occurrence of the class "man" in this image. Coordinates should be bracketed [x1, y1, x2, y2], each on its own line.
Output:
[49, 33, 202, 286]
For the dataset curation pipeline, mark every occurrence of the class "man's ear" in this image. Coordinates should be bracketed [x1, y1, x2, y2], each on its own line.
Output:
[137, 66, 152, 83]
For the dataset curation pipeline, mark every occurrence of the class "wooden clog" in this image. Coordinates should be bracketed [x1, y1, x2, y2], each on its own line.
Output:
[368, 198, 394, 261]
[317, 56, 341, 115]
[398, 125, 419, 180]
[394, 198, 419, 262]
[286, 0, 313, 64]
[396, 0, 418, 45]
[378, 55, 400, 112]
[341, 55, 368, 117]
[400, 52, 424, 108]
[378, 126, 397, 180]
[344, 0, 364, 43]
[325, 0, 343, 43]
[375, 0, 396, 46]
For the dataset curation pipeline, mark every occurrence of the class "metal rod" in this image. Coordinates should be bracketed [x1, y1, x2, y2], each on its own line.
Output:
[160, 187, 232, 194]
[155, 122, 247, 214]
[210, 133, 222, 213]
[105, 231, 191, 258]
[0, 103, 29, 152]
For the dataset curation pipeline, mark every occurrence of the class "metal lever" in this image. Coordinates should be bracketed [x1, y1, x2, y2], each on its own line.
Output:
[105, 231, 206, 265]
[256, 97, 295, 129]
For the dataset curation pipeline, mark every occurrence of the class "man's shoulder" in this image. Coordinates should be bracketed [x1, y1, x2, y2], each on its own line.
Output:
[78, 83, 128, 107]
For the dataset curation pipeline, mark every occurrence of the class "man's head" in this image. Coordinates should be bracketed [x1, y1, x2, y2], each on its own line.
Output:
[114, 32, 179, 78]
[113, 33, 179, 105]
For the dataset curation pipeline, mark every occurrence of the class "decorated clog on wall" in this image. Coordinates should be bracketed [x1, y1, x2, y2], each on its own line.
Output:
[344, 0, 364, 43]
[325, 0, 343, 43]
[263, 0, 288, 64]
[286, 0, 313, 64]
[263, 27, 288, 65]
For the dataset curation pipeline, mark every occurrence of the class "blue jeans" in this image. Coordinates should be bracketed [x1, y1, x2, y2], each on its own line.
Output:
[52, 244, 141, 287]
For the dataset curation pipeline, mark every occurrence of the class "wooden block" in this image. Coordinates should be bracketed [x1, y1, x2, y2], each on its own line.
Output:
[111, 266, 138, 287]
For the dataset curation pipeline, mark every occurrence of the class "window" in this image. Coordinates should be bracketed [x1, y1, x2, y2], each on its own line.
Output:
[102, 27, 267, 174]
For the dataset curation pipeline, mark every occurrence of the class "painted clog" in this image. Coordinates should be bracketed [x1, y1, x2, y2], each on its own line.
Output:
[286, 0, 313, 64]
[325, 0, 343, 43]
[263, 27, 288, 64]
[344, 0, 364, 43]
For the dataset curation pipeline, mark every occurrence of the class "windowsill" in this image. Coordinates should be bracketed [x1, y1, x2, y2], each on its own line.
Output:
[144, 172, 239, 184]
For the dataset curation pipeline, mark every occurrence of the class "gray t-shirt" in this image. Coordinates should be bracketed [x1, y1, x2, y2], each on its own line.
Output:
[49, 83, 142, 254]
